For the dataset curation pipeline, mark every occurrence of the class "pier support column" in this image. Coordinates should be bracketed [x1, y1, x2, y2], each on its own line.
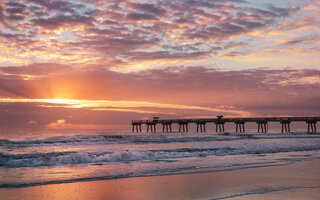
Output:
[306, 120, 317, 133]
[215, 122, 225, 133]
[235, 121, 245, 133]
[280, 120, 291, 133]
[132, 121, 142, 133]
[196, 121, 206, 132]
[257, 120, 268, 133]
[178, 121, 189, 133]
[146, 122, 157, 133]
[162, 122, 173, 133]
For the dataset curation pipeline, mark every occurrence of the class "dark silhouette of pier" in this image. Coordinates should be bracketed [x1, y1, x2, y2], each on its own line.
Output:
[131, 116, 319, 133]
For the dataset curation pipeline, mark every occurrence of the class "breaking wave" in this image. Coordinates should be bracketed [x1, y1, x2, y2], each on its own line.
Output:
[1, 133, 319, 147]
[2, 145, 320, 168]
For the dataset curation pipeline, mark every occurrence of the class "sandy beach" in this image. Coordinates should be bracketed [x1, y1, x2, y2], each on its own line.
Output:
[1, 157, 320, 200]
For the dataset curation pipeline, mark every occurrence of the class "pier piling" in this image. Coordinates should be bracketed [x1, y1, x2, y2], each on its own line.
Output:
[146, 121, 157, 132]
[196, 121, 206, 132]
[162, 122, 173, 132]
[215, 123, 225, 132]
[178, 121, 189, 132]
[257, 120, 268, 133]
[280, 120, 291, 133]
[131, 121, 142, 132]
[306, 120, 317, 133]
[235, 120, 245, 133]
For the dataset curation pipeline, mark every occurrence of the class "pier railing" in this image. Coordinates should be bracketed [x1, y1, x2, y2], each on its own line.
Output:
[131, 116, 319, 133]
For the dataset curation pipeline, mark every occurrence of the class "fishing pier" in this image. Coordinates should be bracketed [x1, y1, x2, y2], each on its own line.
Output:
[131, 116, 319, 133]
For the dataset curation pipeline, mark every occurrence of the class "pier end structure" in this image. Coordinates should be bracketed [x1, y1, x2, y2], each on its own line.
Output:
[215, 115, 225, 133]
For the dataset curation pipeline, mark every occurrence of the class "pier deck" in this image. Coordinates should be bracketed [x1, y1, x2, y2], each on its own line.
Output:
[131, 116, 319, 133]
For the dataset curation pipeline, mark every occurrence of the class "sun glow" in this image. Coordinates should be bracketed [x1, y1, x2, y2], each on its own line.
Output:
[44, 99, 80, 105]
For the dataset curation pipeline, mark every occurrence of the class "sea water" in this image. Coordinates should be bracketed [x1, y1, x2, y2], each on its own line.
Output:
[1, 130, 320, 188]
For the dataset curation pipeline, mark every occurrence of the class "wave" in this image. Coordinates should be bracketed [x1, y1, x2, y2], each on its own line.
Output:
[2, 144, 320, 168]
[0, 135, 125, 146]
[1, 133, 319, 147]
[0, 147, 232, 168]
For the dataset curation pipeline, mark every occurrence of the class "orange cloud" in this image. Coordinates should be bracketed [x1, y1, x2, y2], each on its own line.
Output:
[46, 119, 108, 130]
[28, 120, 37, 125]
[304, 4, 317, 10]
[46, 119, 68, 129]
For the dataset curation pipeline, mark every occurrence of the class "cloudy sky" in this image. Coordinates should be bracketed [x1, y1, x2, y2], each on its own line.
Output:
[0, 0, 319, 130]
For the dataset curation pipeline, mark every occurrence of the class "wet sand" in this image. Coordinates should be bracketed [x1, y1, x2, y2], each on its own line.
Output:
[1, 159, 320, 200]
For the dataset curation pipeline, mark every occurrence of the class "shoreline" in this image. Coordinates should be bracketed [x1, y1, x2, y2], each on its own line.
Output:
[1, 157, 320, 200]
[1, 150, 317, 189]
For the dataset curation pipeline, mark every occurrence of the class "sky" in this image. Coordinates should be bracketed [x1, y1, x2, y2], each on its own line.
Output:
[0, 0, 319, 130]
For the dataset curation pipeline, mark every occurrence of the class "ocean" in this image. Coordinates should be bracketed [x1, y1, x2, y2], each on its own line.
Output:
[1, 130, 320, 188]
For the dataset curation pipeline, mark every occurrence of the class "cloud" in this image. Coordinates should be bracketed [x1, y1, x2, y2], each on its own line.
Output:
[46, 119, 68, 129]
[0, 3, 4, 23]
[0, 63, 74, 77]
[126, 12, 157, 21]
[279, 35, 319, 46]
[28, 0, 78, 12]
[266, 4, 299, 17]
[32, 14, 94, 29]
[130, 3, 166, 16]
[46, 119, 107, 130]
[3, 1, 28, 21]
[28, 120, 37, 125]
[221, 51, 247, 57]
[130, 51, 210, 60]
[0, 0, 309, 68]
